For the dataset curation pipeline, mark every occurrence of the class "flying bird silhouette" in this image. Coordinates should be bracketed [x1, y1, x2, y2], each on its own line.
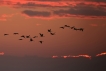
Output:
[50, 32, 55, 35]
[48, 29, 52, 33]
[70, 26, 75, 29]
[26, 35, 30, 38]
[60, 27, 64, 29]
[39, 41, 43, 44]
[21, 35, 25, 38]
[73, 28, 79, 31]
[64, 25, 70, 27]
[33, 36, 38, 38]
[30, 38, 33, 42]
[4, 34, 9, 36]
[39, 33, 44, 37]
[13, 33, 19, 35]
[19, 39, 23, 40]
[79, 28, 84, 31]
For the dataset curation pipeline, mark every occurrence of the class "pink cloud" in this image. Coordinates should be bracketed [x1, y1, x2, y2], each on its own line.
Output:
[36, 24, 41, 26]
[52, 52, 106, 59]
[60, 55, 91, 59]
[0, 52, 4, 55]
[70, 55, 91, 59]
[1, 0, 106, 19]
[52, 55, 58, 58]
[90, 24, 98, 27]
[96, 52, 106, 57]
[0, 13, 18, 21]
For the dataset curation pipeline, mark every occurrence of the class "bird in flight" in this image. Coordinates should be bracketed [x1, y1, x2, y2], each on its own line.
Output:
[30, 38, 33, 42]
[48, 29, 52, 33]
[39, 41, 43, 44]
[4, 34, 9, 36]
[13, 33, 19, 35]
[73, 27, 79, 31]
[60, 27, 64, 29]
[79, 28, 84, 31]
[70, 26, 75, 29]
[50, 32, 55, 35]
[39, 33, 44, 37]
[19, 39, 23, 40]
[26, 35, 30, 38]
[64, 25, 70, 27]
[33, 36, 38, 38]
[21, 35, 25, 38]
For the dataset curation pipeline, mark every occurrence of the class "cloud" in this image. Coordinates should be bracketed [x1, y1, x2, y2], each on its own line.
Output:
[53, 55, 92, 59]
[90, 24, 98, 27]
[36, 23, 41, 26]
[19, 1, 106, 19]
[52, 52, 106, 59]
[0, 52, 4, 55]
[52, 55, 58, 58]
[22, 10, 51, 17]
[61, 55, 91, 59]
[0, 14, 17, 21]
[21, 2, 106, 19]
[1, 0, 106, 19]
[85, 0, 106, 2]
[53, 4, 106, 17]
[96, 52, 106, 57]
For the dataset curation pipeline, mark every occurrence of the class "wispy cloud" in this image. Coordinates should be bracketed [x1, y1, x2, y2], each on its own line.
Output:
[0, 52, 4, 55]
[96, 52, 106, 57]
[52, 52, 106, 59]
[1, 0, 106, 19]
[52, 55, 58, 58]
[22, 10, 51, 17]
[90, 24, 98, 27]
[0, 14, 17, 21]
[53, 54, 91, 59]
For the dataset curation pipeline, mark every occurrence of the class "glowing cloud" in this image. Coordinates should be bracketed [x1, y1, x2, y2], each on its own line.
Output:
[90, 24, 98, 27]
[96, 52, 106, 57]
[1, 0, 106, 19]
[52, 55, 58, 58]
[70, 55, 91, 59]
[0, 13, 18, 21]
[0, 52, 4, 55]
[61, 55, 91, 59]
[61, 55, 71, 58]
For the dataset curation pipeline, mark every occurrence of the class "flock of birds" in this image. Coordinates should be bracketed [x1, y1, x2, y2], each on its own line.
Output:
[3, 25, 84, 44]
[60, 25, 84, 31]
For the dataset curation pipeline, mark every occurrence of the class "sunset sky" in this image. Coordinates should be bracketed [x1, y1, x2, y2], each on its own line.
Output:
[0, 0, 106, 57]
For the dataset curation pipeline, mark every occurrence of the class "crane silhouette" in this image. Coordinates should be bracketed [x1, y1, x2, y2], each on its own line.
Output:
[39, 41, 43, 44]
[48, 29, 52, 33]
[79, 28, 84, 31]
[33, 36, 38, 38]
[21, 35, 25, 38]
[30, 38, 33, 42]
[60, 27, 64, 29]
[70, 26, 75, 29]
[26, 35, 30, 38]
[73, 27, 79, 31]
[39, 33, 44, 37]
[19, 38, 23, 40]
[13, 33, 19, 35]
[50, 32, 55, 35]
[64, 25, 70, 27]
[4, 34, 9, 36]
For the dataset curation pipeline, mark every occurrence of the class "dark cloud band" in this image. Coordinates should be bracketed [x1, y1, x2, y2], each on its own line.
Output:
[22, 10, 51, 17]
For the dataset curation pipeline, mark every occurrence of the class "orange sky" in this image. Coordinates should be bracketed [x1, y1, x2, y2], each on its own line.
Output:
[0, 0, 106, 57]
